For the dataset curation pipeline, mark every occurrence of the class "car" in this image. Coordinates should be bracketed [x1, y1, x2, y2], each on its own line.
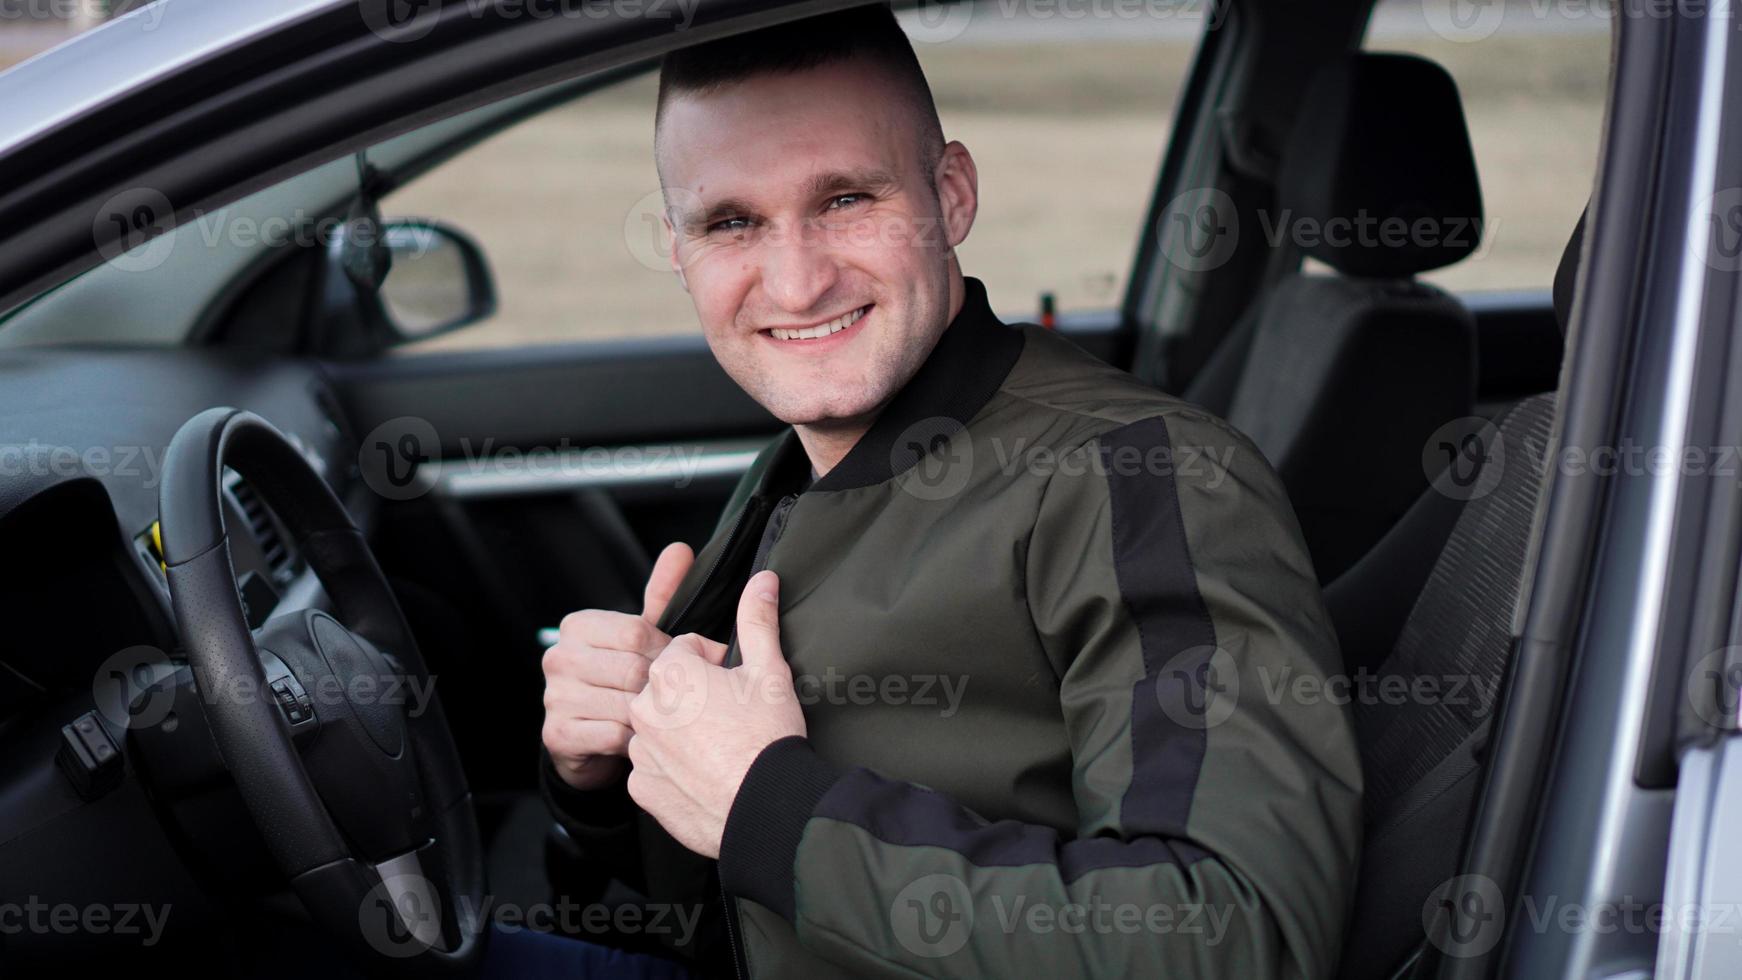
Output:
[0, 0, 1727, 976]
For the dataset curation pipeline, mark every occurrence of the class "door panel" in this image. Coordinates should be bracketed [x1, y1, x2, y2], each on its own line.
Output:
[327, 338, 778, 795]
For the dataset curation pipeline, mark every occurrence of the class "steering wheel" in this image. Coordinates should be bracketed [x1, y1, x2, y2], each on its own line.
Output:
[158, 407, 485, 974]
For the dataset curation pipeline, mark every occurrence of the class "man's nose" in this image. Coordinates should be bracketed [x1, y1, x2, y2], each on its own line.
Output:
[758, 219, 840, 315]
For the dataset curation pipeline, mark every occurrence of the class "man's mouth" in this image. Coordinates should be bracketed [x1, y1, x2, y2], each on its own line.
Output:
[764, 305, 871, 342]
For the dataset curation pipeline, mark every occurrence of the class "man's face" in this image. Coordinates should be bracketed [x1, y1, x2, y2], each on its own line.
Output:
[656, 57, 976, 430]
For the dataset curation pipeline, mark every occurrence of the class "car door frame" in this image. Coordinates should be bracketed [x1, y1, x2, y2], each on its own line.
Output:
[1438, 1, 1742, 976]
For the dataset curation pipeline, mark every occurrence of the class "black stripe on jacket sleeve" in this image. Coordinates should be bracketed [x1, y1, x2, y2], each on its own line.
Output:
[1099, 415, 1220, 840]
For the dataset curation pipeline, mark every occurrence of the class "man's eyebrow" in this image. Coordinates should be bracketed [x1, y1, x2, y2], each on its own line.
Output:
[675, 170, 903, 231]
[809, 169, 901, 196]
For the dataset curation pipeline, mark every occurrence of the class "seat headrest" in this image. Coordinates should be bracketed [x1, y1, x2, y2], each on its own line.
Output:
[1553, 207, 1587, 334]
[1278, 53, 1485, 279]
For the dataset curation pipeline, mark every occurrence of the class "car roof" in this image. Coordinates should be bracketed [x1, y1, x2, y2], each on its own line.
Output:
[0, 0, 341, 160]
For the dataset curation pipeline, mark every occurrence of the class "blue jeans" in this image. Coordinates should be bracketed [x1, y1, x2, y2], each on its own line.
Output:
[481, 922, 693, 979]
[229, 919, 691, 979]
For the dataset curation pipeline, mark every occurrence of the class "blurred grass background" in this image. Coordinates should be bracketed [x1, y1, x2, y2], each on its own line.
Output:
[0, 1, 1610, 350]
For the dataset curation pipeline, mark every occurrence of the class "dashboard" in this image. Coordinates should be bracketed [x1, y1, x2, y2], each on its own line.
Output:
[0, 345, 362, 696]
[0, 345, 371, 963]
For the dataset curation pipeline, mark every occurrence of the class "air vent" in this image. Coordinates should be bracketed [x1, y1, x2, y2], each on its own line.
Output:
[229, 477, 293, 582]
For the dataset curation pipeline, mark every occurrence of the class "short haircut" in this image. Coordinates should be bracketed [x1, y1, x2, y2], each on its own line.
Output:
[654, 5, 946, 187]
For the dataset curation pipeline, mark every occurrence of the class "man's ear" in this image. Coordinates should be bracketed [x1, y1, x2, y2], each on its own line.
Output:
[934, 140, 979, 251]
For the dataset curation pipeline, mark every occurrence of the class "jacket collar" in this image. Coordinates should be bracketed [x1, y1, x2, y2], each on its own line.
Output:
[759, 275, 1022, 492]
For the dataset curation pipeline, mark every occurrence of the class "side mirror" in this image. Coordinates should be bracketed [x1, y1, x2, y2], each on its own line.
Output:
[376, 220, 497, 344]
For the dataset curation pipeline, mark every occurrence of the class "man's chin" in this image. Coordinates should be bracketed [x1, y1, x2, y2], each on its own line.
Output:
[769, 395, 889, 432]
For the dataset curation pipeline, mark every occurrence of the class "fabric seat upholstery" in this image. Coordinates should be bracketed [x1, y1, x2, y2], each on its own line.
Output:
[1188, 53, 1485, 581]
[1326, 211, 1586, 979]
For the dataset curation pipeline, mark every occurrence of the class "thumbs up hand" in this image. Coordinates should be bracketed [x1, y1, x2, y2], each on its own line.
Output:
[541, 542, 695, 791]
[626, 570, 808, 859]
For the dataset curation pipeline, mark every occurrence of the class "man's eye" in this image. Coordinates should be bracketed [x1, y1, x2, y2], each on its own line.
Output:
[825, 194, 868, 211]
[708, 217, 752, 235]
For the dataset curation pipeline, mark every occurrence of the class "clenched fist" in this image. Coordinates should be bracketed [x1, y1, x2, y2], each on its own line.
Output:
[542, 542, 700, 791]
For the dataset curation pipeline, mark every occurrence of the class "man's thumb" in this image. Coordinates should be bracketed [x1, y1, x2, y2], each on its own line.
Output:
[642, 542, 695, 625]
[735, 570, 785, 671]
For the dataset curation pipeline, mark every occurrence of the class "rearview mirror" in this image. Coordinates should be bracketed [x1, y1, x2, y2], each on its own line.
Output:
[376, 220, 497, 344]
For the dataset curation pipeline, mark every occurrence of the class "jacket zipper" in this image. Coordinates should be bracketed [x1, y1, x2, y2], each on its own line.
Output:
[720, 877, 746, 980]
[659, 495, 755, 980]
[719, 491, 799, 980]
[665, 499, 755, 633]
[733, 493, 797, 654]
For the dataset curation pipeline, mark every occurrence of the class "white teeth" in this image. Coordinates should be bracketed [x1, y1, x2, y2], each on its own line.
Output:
[770, 306, 867, 341]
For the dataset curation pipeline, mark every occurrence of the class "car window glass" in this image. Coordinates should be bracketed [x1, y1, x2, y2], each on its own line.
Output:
[1361, 0, 1609, 293]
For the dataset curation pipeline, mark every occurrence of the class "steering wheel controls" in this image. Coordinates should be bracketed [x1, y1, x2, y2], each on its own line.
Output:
[268, 672, 315, 728]
[56, 710, 123, 801]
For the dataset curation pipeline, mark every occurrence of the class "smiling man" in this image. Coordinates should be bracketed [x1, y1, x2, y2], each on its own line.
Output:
[539, 6, 1362, 978]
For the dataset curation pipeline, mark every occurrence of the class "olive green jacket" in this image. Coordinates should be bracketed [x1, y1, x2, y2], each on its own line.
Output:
[541, 276, 1362, 979]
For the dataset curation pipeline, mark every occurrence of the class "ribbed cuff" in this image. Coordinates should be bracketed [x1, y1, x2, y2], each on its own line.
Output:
[539, 745, 635, 831]
[717, 735, 842, 922]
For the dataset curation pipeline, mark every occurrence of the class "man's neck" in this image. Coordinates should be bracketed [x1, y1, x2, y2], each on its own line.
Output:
[794, 421, 871, 480]
[796, 270, 967, 481]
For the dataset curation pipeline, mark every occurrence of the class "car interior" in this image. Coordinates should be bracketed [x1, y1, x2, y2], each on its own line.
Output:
[0, 0, 1608, 976]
